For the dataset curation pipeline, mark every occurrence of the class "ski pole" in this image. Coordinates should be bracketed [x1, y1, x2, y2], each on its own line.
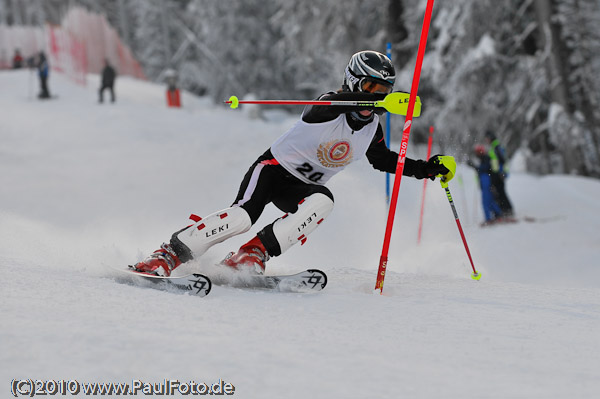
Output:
[385, 42, 393, 204]
[226, 92, 422, 117]
[438, 163, 481, 281]
[28, 67, 34, 100]
[417, 126, 434, 244]
[375, 0, 435, 294]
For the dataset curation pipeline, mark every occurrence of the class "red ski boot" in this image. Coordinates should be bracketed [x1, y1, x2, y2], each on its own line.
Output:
[222, 236, 269, 274]
[132, 243, 183, 277]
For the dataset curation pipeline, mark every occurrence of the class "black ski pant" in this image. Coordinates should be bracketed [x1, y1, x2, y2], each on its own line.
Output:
[39, 75, 50, 98]
[99, 84, 115, 103]
[490, 173, 513, 214]
[232, 149, 334, 256]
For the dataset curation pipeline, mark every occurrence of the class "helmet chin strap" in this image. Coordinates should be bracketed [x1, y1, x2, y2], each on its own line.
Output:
[341, 76, 375, 125]
[349, 110, 374, 124]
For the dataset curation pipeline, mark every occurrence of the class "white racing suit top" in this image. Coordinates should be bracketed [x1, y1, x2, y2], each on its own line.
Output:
[270, 113, 380, 185]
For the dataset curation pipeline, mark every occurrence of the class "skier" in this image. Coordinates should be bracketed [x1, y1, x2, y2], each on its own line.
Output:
[485, 130, 514, 216]
[133, 50, 453, 277]
[467, 144, 503, 225]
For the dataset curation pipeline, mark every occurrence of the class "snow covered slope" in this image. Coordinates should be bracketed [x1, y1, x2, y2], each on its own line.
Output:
[1, 70, 599, 398]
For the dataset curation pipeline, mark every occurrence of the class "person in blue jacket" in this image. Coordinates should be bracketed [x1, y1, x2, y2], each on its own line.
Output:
[36, 51, 51, 99]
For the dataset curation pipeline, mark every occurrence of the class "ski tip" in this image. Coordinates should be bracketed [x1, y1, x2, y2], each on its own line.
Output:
[188, 273, 212, 297]
[471, 272, 482, 281]
[305, 269, 328, 290]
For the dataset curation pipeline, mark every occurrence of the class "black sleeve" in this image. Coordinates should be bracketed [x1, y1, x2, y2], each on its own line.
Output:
[365, 125, 427, 178]
[302, 91, 387, 123]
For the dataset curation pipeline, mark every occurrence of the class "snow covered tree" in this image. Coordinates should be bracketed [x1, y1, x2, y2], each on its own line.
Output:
[549, 0, 600, 176]
[394, 0, 600, 177]
[177, 0, 388, 101]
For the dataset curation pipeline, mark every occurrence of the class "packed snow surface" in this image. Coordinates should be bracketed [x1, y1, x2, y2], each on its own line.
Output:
[1, 70, 599, 398]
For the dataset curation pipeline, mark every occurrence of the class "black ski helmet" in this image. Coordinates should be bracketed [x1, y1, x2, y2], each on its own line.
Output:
[343, 50, 396, 93]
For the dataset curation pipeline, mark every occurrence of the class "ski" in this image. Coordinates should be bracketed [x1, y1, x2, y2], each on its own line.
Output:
[522, 215, 563, 223]
[112, 266, 212, 297]
[480, 217, 518, 227]
[480, 215, 562, 227]
[213, 269, 328, 293]
[111, 264, 326, 295]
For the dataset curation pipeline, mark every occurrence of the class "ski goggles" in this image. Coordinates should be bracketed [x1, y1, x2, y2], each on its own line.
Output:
[359, 78, 393, 94]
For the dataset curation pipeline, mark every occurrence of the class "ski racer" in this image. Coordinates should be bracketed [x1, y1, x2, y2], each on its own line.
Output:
[133, 50, 453, 276]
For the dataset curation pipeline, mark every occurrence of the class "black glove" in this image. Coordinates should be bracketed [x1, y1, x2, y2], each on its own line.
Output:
[422, 154, 450, 180]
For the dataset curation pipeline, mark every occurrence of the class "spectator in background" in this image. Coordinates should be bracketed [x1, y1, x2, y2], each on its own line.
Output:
[12, 49, 24, 69]
[99, 59, 117, 103]
[37, 51, 51, 99]
[468, 144, 503, 226]
[485, 130, 514, 217]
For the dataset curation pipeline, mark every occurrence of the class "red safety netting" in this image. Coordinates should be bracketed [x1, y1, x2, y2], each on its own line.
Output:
[61, 7, 145, 80]
[0, 6, 145, 85]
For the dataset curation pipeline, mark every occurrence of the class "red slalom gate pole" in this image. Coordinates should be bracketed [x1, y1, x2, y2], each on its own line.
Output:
[375, 0, 436, 294]
[417, 126, 434, 245]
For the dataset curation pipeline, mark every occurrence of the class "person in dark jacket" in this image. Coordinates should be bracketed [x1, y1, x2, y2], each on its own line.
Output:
[130, 50, 454, 277]
[485, 130, 514, 216]
[37, 51, 51, 99]
[99, 59, 117, 103]
[468, 144, 503, 225]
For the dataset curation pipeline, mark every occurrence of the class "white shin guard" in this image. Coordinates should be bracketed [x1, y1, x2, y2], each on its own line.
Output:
[271, 193, 334, 255]
[175, 206, 252, 259]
